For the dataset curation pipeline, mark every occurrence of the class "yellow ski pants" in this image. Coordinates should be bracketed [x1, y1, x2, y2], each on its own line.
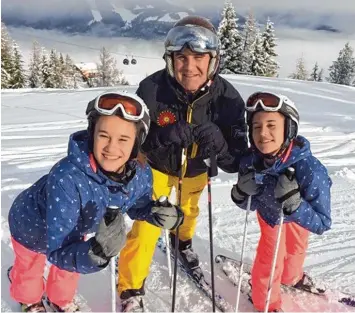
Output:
[117, 168, 207, 294]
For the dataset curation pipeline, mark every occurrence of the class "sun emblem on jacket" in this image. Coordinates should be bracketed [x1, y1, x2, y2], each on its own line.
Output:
[157, 110, 177, 127]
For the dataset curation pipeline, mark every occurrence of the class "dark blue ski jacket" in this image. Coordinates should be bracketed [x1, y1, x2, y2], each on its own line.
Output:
[8, 130, 154, 274]
[236, 136, 332, 235]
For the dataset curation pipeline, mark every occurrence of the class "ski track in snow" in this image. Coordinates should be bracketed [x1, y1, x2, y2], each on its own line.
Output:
[1, 78, 355, 312]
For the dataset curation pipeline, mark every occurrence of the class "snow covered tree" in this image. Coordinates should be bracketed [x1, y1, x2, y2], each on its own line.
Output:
[28, 41, 43, 88]
[289, 56, 308, 80]
[41, 49, 52, 88]
[317, 68, 324, 82]
[309, 62, 319, 81]
[217, 1, 244, 74]
[328, 42, 355, 86]
[9, 42, 26, 88]
[95, 47, 123, 87]
[250, 30, 267, 76]
[1, 23, 15, 88]
[261, 17, 279, 77]
[241, 11, 258, 74]
[64, 54, 80, 89]
[47, 49, 64, 88]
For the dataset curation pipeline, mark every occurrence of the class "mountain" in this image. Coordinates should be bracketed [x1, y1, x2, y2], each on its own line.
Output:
[1, 0, 344, 38]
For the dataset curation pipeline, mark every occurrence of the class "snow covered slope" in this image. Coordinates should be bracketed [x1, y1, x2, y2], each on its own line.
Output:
[1, 76, 355, 312]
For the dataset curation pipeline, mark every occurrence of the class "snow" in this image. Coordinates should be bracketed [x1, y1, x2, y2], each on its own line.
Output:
[1, 76, 355, 312]
[111, 6, 139, 23]
[90, 9, 103, 23]
[158, 12, 189, 23]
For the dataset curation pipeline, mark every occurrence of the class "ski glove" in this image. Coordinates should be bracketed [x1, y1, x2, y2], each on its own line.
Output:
[231, 171, 260, 204]
[274, 171, 302, 215]
[193, 122, 228, 159]
[147, 196, 184, 230]
[158, 120, 194, 148]
[89, 209, 126, 267]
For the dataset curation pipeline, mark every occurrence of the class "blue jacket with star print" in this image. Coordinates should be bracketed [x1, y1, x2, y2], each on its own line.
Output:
[8, 130, 154, 274]
[236, 136, 332, 235]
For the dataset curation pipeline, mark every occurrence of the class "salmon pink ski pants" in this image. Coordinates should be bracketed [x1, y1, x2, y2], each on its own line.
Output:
[251, 214, 309, 312]
[10, 237, 79, 306]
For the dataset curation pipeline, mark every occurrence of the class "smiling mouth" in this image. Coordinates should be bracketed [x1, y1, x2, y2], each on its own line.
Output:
[102, 154, 120, 160]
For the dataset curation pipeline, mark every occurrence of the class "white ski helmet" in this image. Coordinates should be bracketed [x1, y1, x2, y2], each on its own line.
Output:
[86, 91, 150, 158]
[245, 91, 300, 151]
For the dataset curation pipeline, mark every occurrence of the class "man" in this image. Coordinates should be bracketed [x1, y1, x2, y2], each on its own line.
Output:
[118, 15, 248, 312]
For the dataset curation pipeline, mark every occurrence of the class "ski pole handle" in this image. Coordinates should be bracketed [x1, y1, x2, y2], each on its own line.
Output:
[285, 167, 295, 181]
[157, 195, 169, 206]
[104, 206, 120, 225]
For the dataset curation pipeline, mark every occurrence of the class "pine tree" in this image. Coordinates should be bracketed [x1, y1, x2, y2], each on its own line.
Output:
[64, 54, 79, 88]
[289, 56, 308, 80]
[261, 17, 279, 77]
[9, 42, 26, 88]
[57, 53, 66, 88]
[317, 68, 324, 82]
[328, 42, 355, 86]
[41, 49, 52, 88]
[1, 23, 15, 88]
[217, 1, 244, 74]
[241, 11, 258, 74]
[250, 30, 267, 76]
[28, 41, 43, 88]
[309, 62, 319, 81]
[95, 47, 122, 87]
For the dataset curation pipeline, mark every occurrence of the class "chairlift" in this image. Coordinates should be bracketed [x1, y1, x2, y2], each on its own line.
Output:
[123, 56, 129, 65]
[131, 57, 137, 65]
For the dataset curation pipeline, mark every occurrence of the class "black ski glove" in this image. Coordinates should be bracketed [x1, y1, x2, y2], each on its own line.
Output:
[147, 196, 184, 230]
[275, 169, 302, 215]
[231, 171, 260, 204]
[193, 122, 228, 159]
[158, 120, 194, 148]
[89, 208, 126, 267]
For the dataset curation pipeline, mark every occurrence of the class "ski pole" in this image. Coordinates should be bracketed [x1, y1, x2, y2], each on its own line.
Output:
[235, 195, 252, 313]
[264, 168, 295, 313]
[171, 149, 186, 312]
[206, 153, 218, 312]
[111, 257, 117, 313]
[104, 206, 121, 313]
[164, 229, 173, 292]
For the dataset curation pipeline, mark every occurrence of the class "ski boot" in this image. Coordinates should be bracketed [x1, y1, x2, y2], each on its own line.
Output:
[169, 234, 200, 270]
[46, 299, 80, 312]
[120, 287, 145, 312]
[293, 272, 326, 294]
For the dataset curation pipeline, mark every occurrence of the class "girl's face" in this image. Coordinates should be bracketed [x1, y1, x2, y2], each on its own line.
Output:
[252, 111, 285, 156]
[93, 115, 136, 173]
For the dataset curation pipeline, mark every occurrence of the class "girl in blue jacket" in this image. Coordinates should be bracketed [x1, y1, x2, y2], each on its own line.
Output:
[231, 92, 332, 312]
[8, 91, 183, 312]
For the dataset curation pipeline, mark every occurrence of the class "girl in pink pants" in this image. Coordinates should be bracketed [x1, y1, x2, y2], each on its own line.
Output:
[231, 92, 332, 312]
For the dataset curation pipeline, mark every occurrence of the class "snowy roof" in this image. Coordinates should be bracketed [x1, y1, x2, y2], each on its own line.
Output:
[75, 62, 97, 72]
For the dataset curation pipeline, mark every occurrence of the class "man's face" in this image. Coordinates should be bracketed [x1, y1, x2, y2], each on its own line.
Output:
[173, 48, 211, 93]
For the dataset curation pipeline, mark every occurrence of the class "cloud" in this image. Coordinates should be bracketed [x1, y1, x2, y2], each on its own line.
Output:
[191, 0, 355, 15]
[2, 0, 355, 35]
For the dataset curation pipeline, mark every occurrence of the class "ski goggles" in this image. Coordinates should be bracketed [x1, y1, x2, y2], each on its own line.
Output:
[246, 92, 295, 112]
[87, 92, 145, 122]
[164, 25, 219, 55]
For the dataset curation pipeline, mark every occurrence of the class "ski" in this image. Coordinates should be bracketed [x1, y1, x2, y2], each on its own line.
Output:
[215, 254, 355, 308]
[156, 237, 233, 312]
